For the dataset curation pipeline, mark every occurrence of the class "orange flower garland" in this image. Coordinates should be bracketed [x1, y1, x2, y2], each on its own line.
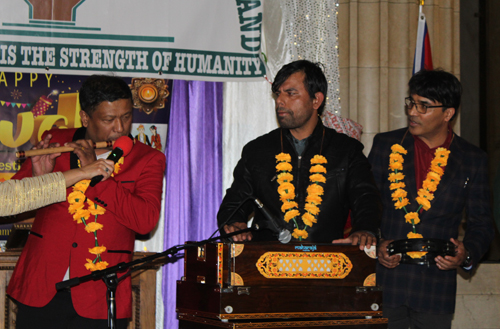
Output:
[67, 158, 124, 271]
[388, 144, 450, 258]
[276, 153, 327, 241]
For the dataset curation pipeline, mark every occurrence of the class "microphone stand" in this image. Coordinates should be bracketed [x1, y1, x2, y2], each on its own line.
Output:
[55, 228, 253, 329]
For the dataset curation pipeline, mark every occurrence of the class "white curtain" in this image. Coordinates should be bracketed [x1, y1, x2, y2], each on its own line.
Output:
[134, 178, 165, 329]
[222, 81, 277, 192]
[223, 0, 343, 192]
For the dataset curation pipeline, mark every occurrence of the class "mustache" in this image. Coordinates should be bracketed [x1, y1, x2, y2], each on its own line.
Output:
[276, 107, 292, 114]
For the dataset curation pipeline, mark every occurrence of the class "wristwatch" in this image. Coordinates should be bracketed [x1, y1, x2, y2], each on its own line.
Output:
[461, 249, 472, 268]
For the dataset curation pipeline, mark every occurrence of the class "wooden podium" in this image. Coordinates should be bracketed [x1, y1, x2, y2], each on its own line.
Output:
[176, 241, 388, 328]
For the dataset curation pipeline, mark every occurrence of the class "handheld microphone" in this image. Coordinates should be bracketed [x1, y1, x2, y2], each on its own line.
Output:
[252, 197, 292, 244]
[89, 136, 134, 187]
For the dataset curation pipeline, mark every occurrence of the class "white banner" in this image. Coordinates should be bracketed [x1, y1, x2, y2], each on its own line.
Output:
[0, 0, 264, 81]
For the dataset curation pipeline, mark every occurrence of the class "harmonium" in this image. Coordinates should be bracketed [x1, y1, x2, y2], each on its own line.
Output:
[176, 241, 387, 328]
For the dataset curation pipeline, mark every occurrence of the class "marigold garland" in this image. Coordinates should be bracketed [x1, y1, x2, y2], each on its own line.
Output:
[275, 153, 327, 241]
[388, 144, 450, 259]
[68, 158, 124, 272]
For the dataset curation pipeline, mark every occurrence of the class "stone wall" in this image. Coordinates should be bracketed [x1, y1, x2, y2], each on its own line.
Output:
[453, 263, 500, 328]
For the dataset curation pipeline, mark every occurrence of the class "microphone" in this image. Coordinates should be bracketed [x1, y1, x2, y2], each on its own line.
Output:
[252, 197, 292, 244]
[89, 136, 134, 187]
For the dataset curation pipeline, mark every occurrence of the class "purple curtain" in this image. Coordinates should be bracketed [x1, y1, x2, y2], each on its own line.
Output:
[162, 80, 223, 328]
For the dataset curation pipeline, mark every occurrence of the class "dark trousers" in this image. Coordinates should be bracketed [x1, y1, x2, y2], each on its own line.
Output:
[384, 306, 454, 329]
[15, 290, 129, 329]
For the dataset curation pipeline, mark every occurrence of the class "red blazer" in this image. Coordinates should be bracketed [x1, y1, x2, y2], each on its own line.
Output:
[7, 128, 166, 319]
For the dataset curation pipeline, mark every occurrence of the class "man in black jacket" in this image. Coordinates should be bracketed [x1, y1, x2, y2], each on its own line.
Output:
[217, 60, 382, 248]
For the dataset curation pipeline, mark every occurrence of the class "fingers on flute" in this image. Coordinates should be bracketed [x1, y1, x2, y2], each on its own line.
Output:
[35, 135, 50, 149]
[81, 139, 93, 149]
[40, 134, 52, 145]
[48, 152, 62, 160]
[40, 135, 60, 149]
[73, 140, 94, 154]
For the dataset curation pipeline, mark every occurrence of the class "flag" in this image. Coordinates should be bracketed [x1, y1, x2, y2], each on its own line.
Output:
[412, 12, 433, 75]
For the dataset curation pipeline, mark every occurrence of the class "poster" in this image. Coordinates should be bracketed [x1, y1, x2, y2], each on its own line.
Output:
[0, 72, 171, 181]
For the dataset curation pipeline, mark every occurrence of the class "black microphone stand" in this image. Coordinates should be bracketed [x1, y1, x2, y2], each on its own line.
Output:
[55, 228, 253, 329]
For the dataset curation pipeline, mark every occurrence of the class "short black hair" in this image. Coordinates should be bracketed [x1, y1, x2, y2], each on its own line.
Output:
[409, 69, 462, 121]
[79, 75, 132, 116]
[272, 60, 328, 115]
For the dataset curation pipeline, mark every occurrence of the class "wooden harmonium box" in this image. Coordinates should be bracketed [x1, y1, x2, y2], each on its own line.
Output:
[176, 241, 383, 323]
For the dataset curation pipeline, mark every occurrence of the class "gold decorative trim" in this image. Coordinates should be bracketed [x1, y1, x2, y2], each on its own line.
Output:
[176, 309, 384, 321]
[197, 245, 206, 262]
[177, 309, 218, 320]
[178, 314, 231, 328]
[256, 252, 352, 279]
[363, 273, 376, 286]
[218, 311, 383, 320]
[231, 272, 244, 286]
[178, 313, 388, 328]
[217, 243, 223, 286]
[231, 243, 244, 257]
[364, 245, 377, 259]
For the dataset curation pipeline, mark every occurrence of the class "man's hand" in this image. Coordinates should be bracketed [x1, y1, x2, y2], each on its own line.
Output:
[63, 159, 115, 187]
[65, 139, 97, 167]
[31, 134, 61, 177]
[223, 222, 252, 242]
[435, 238, 466, 270]
[332, 231, 377, 250]
[377, 238, 401, 268]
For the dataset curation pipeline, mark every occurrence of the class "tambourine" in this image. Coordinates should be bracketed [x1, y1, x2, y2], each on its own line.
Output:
[387, 238, 456, 265]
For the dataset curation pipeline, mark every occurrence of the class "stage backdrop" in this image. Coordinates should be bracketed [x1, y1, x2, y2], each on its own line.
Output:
[0, 0, 264, 81]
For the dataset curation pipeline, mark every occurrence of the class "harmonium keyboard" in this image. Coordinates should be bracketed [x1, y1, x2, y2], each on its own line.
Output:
[176, 241, 387, 328]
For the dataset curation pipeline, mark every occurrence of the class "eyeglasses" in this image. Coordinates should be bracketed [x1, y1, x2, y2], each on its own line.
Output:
[404, 97, 445, 114]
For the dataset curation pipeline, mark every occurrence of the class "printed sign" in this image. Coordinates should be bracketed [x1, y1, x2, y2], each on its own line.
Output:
[0, 0, 264, 81]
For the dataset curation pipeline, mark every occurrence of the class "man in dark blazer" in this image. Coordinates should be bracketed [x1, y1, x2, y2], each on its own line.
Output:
[218, 60, 381, 247]
[368, 69, 494, 329]
[8, 75, 166, 329]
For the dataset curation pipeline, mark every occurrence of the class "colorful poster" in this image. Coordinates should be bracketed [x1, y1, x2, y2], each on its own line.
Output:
[0, 72, 171, 182]
[0, 0, 264, 81]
